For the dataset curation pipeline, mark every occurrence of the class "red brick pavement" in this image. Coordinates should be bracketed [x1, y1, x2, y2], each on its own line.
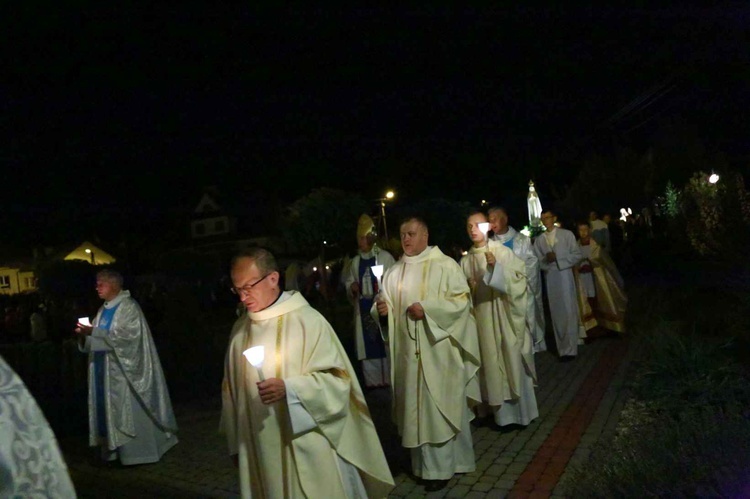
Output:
[510, 338, 629, 498]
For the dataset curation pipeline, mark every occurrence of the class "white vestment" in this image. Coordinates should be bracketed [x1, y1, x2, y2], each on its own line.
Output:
[80, 290, 178, 465]
[0, 355, 76, 498]
[460, 241, 539, 426]
[372, 246, 480, 480]
[492, 226, 547, 352]
[533, 229, 586, 357]
[221, 291, 394, 499]
[344, 248, 396, 387]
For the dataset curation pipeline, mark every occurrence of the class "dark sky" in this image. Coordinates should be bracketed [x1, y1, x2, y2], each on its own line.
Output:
[3, 5, 748, 245]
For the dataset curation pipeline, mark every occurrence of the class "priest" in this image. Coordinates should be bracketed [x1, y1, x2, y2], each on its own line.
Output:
[461, 211, 538, 427]
[533, 211, 586, 360]
[374, 216, 480, 491]
[344, 214, 396, 388]
[221, 248, 394, 498]
[75, 269, 178, 465]
[488, 206, 546, 352]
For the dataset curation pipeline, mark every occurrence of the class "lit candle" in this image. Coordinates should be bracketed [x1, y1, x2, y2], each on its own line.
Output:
[243, 346, 265, 381]
[478, 222, 490, 245]
[371, 265, 384, 293]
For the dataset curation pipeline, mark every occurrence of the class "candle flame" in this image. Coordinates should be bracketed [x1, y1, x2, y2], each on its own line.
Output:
[243, 346, 265, 367]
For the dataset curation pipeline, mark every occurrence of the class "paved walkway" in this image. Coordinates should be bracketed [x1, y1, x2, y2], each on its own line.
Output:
[60, 335, 639, 498]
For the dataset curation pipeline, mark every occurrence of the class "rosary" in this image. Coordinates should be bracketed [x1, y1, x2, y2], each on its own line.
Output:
[405, 316, 420, 359]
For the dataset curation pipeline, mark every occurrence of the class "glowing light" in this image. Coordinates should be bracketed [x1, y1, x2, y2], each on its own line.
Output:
[243, 346, 266, 381]
[312, 266, 318, 272]
[325, 265, 330, 270]
[620, 208, 629, 222]
[385, 190, 395, 200]
[371, 265, 384, 280]
[461, 250, 468, 256]
[243, 346, 264, 367]
[85, 248, 92, 254]
[478, 222, 490, 235]
[520, 228, 531, 237]
[709, 173, 720, 184]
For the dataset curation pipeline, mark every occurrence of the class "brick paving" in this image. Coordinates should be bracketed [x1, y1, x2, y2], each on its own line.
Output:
[59, 335, 638, 498]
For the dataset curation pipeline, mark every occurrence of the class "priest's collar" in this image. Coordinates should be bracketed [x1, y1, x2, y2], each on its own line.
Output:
[358, 247, 377, 259]
[401, 245, 443, 263]
[104, 290, 130, 309]
[248, 291, 308, 321]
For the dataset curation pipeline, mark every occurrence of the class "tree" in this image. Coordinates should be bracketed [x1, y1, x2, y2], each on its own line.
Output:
[282, 188, 368, 256]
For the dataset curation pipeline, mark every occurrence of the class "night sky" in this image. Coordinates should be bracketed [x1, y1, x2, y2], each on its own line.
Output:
[3, 6, 748, 247]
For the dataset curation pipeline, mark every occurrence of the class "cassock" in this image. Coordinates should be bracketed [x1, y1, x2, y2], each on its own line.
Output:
[344, 247, 396, 388]
[460, 241, 539, 426]
[574, 238, 628, 333]
[80, 290, 178, 464]
[533, 228, 586, 357]
[492, 226, 547, 352]
[372, 246, 480, 480]
[1, 355, 76, 497]
[221, 291, 394, 499]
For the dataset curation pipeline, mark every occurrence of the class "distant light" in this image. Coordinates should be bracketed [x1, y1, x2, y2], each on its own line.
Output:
[85, 248, 92, 254]
[627, 207, 633, 215]
[481, 199, 487, 206]
[323, 240, 327, 245]
[620, 208, 628, 222]
[313, 266, 318, 272]
[385, 190, 395, 200]
[325, 265, 330, 270]
[708, 173, 720, 184]
[461, 250, 468, 256]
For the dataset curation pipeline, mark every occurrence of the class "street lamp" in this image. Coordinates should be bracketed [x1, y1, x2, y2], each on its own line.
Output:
[708, 172, 720, 184]
[378, 190, 396, 241]
[85, 248, 95, 265]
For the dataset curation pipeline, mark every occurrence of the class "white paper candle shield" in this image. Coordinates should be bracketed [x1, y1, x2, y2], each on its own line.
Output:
[78, 317, 92, 327]
[478, 222, 490, 243]
[371, 264, 384, 291]
[243, 346, 266, 381]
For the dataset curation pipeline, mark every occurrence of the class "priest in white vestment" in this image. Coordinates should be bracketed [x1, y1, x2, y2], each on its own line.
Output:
[344, 214, 396, 388]
[533, 211, 586, 359]
[76, 269, 178, 465]
[374, 217, 480, 492]
[461, 212, 539, 427]
[222, 248, 394, 499]
[1, 354, 76, 497]
[489, 206, 547, 352]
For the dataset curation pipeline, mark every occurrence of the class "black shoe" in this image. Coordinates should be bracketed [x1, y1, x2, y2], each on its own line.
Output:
[424, 479, 449, 492]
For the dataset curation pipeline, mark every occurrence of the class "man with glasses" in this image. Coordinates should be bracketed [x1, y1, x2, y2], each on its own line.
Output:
[75, 269, 178, 465]
[221, 248, 393, 498]
[533, 210, 585, 360]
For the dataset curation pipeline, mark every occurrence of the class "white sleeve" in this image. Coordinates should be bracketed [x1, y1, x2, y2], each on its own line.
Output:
[286, 382, 318, 436]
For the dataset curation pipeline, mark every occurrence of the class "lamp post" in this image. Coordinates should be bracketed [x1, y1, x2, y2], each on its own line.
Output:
[85, 248, 96, 265]
[378, 190, 395, 241]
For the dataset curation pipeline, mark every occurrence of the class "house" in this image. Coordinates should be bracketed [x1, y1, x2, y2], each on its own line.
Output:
[63, 241, 116, 266]
[0, 262, 36, 295]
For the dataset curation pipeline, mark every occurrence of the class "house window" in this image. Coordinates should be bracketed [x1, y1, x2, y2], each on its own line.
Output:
[214, 220, 226, 232]
[0, 276, 9, 288]
[24, 277, 35, 288]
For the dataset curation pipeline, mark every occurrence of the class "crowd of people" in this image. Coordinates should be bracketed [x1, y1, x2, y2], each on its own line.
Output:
[1, 203, 630, 497]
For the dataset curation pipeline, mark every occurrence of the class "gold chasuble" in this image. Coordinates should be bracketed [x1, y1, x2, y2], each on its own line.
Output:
[573, 239, 628, 333]
[221, 292, 394, 498]
[460, 241, 535, 407]
[375, 246, 481, 448]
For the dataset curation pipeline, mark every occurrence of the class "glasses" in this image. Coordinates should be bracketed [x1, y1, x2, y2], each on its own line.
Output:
[230, 274, 270, 297]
